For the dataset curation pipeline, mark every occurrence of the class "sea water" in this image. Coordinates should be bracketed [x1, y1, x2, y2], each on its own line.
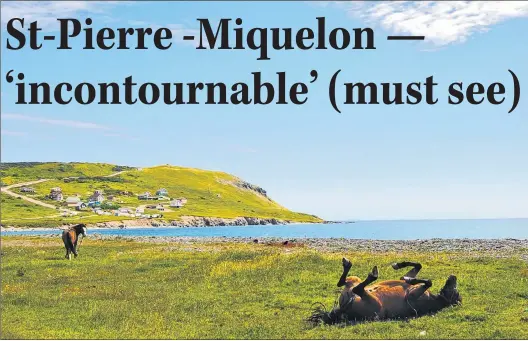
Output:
[2, 218, 527, 240]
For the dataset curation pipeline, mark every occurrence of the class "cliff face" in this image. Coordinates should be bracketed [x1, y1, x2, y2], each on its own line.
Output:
[234, 181, 268, 198]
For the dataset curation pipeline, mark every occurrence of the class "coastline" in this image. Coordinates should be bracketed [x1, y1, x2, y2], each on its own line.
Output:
[0, 215, 326, 230]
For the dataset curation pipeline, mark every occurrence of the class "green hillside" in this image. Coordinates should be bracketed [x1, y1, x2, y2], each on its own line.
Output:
[0, 162, 321, 227]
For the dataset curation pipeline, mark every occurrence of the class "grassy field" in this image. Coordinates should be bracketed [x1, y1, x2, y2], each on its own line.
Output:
[1, 236, 527, 339]
[0, 195, 57, 220]
[1, 163, 321, 226]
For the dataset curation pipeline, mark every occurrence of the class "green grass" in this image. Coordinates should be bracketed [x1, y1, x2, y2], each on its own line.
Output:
[1, 163, 321, 226]
[0, 162, 118, 186]
[1, 237, 527, 339]
[0, 195, 58, 220]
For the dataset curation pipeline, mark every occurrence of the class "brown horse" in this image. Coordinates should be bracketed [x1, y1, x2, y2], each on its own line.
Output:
[62, 224, 87, 260]
[309, 258, 461, 324]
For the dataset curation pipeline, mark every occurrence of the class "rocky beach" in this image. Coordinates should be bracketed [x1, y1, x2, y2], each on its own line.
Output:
[4, 232, 526, 261]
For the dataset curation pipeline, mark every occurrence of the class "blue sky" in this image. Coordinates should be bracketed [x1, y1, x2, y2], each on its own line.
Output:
[1, 1, 527, 220]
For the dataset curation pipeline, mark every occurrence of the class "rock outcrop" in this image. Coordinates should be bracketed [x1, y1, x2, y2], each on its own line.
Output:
[90, 216, 293, 228]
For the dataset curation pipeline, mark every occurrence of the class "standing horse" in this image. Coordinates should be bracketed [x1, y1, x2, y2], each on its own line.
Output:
[309, 258, 461, 324]
[62, 224, 87, 260]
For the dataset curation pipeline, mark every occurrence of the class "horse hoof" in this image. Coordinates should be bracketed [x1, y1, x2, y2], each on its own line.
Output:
[371, 266, 379, 279]
[342, 258, 352, 269]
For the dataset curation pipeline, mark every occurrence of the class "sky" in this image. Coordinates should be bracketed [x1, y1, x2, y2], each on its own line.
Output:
[1, 1, 527, 221]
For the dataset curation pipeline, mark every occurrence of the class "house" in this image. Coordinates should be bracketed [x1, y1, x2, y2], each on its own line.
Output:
[138, 192, 157, 200]
[156, 204, 165, 211]
[75, 202, 87, 211]
[90, 190, 104, 203]
[20, 186, 35, 193]
[156, 188, 169, 197]
[65, 196, 81, 207]
[49, 187, 63, 201]
[136, 207, 145, 214]
[107, 195, 115, 201]
[170, 198, 187, 208]
[170, 199, 184, 208]
[87, 201, 101, 208]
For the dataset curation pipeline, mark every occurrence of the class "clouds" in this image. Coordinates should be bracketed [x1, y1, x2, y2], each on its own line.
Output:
[1, 1, 120, 31]
[2, 113, 111, 130]
[127, 20, 198, 46]
[1, 129, 28, 137]
[1, 1, 197, 45]
[341, 1, 528, 46]
[1, 113, 142, 142]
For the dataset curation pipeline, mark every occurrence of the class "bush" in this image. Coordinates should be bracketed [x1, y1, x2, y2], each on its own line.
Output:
[100, 202, 120, 210]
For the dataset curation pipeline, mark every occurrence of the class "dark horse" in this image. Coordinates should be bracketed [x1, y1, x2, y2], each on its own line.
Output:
[309, 258, 461, 324]
[62, 224, 87, 260]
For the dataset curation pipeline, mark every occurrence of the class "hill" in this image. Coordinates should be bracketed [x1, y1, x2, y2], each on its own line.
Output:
[0, 162, 322, 227]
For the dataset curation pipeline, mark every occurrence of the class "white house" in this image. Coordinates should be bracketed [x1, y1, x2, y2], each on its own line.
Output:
[65, 196, 81, 206]
[156, 188, 169, 197]
[49, 187, 63, 201]
[90, 190, 104, 203]
[138, 192, 157, 200]
[170, 198, 187, 208]
[170, 199, 183, 208]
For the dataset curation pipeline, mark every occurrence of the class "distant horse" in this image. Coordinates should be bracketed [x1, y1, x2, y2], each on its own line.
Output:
[62, 224, 87, 260]
[309, 258, 461, 324]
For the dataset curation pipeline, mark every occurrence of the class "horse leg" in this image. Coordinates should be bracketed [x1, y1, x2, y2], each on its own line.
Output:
[337, 258, 353, 287]
[392, 261, 422, 279]
[350, 266, 383, 319]
[406, 280, 433, 300]
[352, 266, 379, 296]
[73, 240, 79, 258]
[66, 238, 75, 260]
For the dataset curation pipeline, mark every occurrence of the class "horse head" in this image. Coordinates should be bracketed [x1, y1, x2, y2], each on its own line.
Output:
[439, 275, 461, 306]
[73, 224, 87, 238]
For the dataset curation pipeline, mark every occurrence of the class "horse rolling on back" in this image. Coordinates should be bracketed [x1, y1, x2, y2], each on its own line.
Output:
[310, 258, 461, 324]
[62, 224, 87, 260]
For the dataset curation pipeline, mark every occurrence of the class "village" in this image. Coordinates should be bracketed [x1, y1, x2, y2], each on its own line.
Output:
[19, 185, 187, 219]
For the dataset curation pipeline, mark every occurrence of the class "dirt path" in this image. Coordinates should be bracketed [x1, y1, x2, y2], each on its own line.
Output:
[2, 170, 129, 219]
[103, 171, 126, 178]
[1, 179, 58, 209]
[1, 179, 78, 215]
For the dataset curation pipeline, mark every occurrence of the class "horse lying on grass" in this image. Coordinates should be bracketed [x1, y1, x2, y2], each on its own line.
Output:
[62, 224, 87, 260]
[309, 258, 461, 325]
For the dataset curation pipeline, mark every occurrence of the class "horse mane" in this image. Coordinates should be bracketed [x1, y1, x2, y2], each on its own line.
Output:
[70, 224, 86, 234]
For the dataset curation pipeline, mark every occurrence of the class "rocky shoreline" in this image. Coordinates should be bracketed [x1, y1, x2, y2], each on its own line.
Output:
[1, 216, 324, 230]
[92, 216, 300, 228]
[76, 236, 528, 260]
